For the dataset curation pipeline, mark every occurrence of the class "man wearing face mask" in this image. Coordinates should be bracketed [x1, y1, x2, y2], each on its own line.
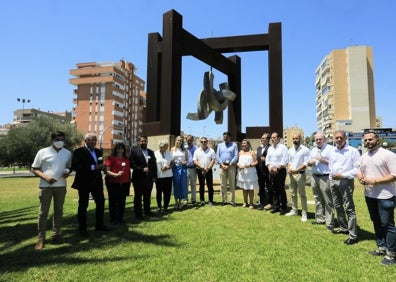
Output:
[31, 131, 72, 250]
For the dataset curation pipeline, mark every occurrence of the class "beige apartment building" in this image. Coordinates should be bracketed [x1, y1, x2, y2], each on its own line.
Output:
[315, 46, 376, 141]
[70, 60, 145, 152]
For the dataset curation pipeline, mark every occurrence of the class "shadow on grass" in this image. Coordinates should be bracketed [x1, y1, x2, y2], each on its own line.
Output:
[0, 206, 179, 274]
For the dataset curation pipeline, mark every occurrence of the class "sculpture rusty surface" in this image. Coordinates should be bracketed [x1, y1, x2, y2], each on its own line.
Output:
[143, 9, 283, 140]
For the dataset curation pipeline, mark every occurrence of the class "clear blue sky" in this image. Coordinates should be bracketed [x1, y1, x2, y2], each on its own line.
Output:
[1, 0, 395, 139]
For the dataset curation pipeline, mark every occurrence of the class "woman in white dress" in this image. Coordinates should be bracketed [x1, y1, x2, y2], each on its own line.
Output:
[237, 139, 259, 208]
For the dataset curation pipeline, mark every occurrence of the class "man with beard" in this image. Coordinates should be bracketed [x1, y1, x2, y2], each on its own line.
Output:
[358, 131, 396, 266]
[130, 135, 157, 219]
[286, 132, 311, 222]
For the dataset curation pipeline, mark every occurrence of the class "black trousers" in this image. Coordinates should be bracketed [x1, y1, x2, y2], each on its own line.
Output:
[269, 168, 287, 211]
[106, 181, 130, 222]
[197, 169, 214, 202]
[258, 172, 273, 205]
[132, 178, 153, 216]
[77, 185, 105, 230]
[155, 177, 173, 210]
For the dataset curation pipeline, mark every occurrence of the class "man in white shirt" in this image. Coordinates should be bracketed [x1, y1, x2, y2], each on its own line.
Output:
[32, 131, 72, 250]
[266, 132, 289, 215]
[329, 130, 360, 245]
[286, 133, 311, 222]
[193, 137, 216, 206]
[308, 132, 335, 230]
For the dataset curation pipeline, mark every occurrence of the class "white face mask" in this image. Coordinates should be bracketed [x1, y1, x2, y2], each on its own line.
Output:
[53, 141, 64, 149]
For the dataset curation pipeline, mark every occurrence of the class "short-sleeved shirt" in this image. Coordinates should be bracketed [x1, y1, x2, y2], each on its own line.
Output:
[32, 146, 72, 188]
[359, 147, 396, 199]
[193, 147, 216, 168]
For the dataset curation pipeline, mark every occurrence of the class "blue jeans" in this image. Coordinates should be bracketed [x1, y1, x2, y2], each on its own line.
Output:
[365, 196, 396, 256]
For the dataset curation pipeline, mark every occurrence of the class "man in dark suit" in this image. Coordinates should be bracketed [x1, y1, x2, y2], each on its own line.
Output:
[72, 133, 109, 237]
[130, 135, 157, 219]
[256, 133, 273, 210]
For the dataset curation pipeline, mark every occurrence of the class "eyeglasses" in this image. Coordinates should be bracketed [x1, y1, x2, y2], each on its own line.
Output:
[200, 141, 208, 143]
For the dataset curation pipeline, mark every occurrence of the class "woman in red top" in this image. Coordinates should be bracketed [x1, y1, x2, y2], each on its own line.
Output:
[104, 143, 131, 224]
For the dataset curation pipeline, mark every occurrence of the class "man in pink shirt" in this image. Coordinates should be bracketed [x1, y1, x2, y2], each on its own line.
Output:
[358, 131, 396, 266]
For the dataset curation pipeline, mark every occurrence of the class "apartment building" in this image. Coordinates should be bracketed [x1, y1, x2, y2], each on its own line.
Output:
[315, 46, 376, 141]
[70, 60, 145, 152]
[13, 109, 72, 124]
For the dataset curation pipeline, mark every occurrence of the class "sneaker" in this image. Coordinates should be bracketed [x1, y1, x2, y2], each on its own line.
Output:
[286, 210, 298, 216]
[368, 249, 386, 256]
[208, 202, 214, 207]
[199, 201, 206, 206]
[242, 203, 248, 208]
[249, 204, 254, 209]
[174, 202, 179, 209]
[301, 214, 308, 222]
[380, 255, 396, 266]
[230, 202, 236, 207]
[34, 239, 45, 251]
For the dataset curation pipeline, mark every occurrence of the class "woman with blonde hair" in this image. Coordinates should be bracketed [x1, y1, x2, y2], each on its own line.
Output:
[170, 136, 189, 209]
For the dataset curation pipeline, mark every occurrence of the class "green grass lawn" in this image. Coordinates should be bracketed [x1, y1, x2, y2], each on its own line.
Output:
[1, 176, 395, 281]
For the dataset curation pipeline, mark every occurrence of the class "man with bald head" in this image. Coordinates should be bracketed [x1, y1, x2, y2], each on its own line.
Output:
[286, 132, 310, 222]
[308, 132, 335, 230]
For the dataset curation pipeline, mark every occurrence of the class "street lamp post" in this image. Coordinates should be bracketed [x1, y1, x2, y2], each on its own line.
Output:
[17, 98, 30, 122]
[99, 125, 113, 150]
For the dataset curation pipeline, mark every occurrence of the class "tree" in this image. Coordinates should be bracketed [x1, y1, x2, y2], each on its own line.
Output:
[0, 116, 83, 167]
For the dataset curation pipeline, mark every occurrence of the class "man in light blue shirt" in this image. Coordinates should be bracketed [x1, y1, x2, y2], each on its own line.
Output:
[216, 132, 238, 206]
[186, 135, 197, 204]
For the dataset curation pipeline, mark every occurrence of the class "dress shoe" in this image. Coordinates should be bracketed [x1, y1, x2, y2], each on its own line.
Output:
[79, 229, 89, 238]
[332, 229, 349, 235]
[256, 204, 264, 210]
[95, 225, 110, 231]
[51, 234, 63, 244]
[230, 202, 236, 207]
[326, 225, 335, 231]
[344, 238, 358, 245]
[270, 209, 280, 214]
[145, 211, 155, 216]
[34, 239, 45, 251]
[279, 210, 288, 215]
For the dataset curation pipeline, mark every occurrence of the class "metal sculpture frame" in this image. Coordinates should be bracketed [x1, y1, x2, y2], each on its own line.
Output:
[143, 9, 283, 140]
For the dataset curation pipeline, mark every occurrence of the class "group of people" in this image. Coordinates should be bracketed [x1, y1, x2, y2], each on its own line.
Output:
[31, 129, 396, 267]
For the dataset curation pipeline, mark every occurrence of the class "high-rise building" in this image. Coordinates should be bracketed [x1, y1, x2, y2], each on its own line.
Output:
[315, 46, 376, 141]
[70, 60, 145, 152]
